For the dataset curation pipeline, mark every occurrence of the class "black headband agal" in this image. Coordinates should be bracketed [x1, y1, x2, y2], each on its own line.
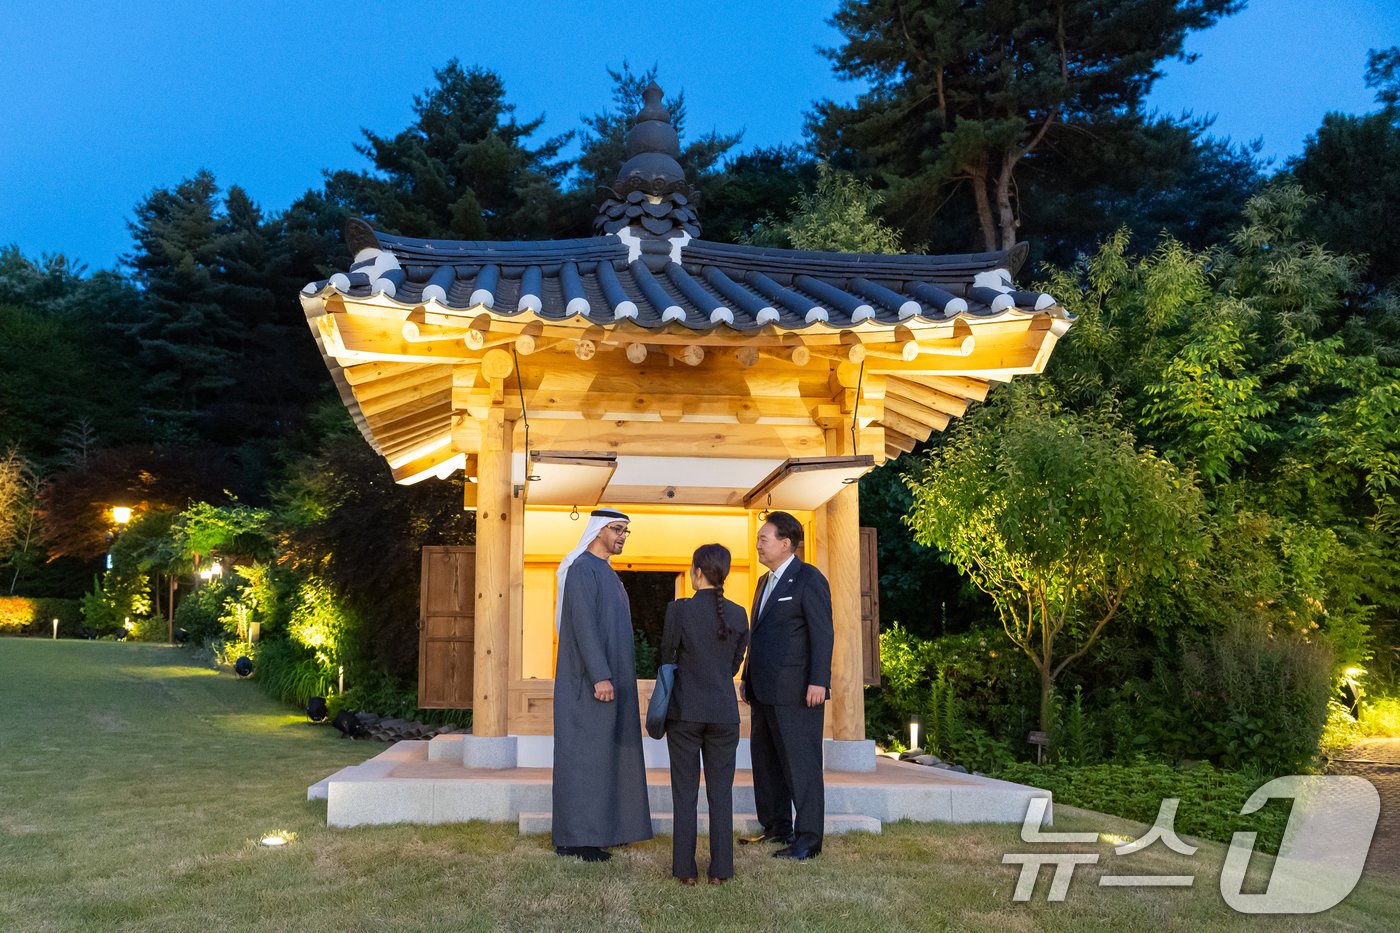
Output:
[591, 508, 630, 521]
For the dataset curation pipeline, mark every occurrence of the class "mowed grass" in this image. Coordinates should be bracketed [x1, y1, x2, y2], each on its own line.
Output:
[2, 639, 1398, 933]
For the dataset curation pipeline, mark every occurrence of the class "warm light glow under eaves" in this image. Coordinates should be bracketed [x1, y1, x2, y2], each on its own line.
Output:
[111, 506, 133, 525]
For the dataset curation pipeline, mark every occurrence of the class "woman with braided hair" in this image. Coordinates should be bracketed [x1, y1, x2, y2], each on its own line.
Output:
[659, 543, 750, 885]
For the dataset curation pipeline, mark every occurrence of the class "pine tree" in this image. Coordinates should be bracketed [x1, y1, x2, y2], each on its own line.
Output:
[809, 0, 1243, 252]
[325, 61, 572, 240]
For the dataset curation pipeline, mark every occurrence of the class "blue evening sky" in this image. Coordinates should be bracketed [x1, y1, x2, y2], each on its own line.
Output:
[2, 0, 1396, 272]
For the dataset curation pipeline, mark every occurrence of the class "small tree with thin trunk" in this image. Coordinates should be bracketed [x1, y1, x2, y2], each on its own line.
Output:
[904, 392, 1206, 732]
[0, 447, 42, 594]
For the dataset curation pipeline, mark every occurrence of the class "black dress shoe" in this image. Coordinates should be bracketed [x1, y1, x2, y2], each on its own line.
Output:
[555, 845, 611, 862]
[773, 843, 821, 860]
[739, 831, 795, 846]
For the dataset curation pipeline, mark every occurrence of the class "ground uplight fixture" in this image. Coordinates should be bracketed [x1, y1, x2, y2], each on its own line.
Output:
[909, 714, 922, 753]
[234, 656, 253, 678]
[258, 831, 294, 847]
[306, 696, 328, 722]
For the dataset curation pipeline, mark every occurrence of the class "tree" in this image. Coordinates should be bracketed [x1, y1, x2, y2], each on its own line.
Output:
[0, 248, 147, 461]
[40, 446, 245, 561]
[325, 60, 571, 241]
[747, 163, 905, 253]
[0, 447, 42, 594]
[810, 0, 1242, 251]
[701, 145, 819, 245]
[277, 436, 473, 679]
[1290, 47, 1400, 289]
[905, 392, 1207, 731]
[124, 171, 239, 431]
[563, 63, 744, 237]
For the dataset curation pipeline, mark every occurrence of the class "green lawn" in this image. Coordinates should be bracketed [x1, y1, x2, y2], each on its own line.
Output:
[2, 639, 1397, 932]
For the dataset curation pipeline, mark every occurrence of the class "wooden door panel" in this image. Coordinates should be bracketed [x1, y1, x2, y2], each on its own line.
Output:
[859, 527, 880, 687]
[418, 546, 475, 708]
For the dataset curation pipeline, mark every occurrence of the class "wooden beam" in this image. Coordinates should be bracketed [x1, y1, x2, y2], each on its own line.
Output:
[809, 342, 866, 364]
[885, 377, 970, 417]
[382, 426, 453, 462]
[451, 417, 886, 461]
[883, 429, 917, 454]
[452, 386, 882, 427]
[883, 392, 953, 432]
[663, 344, 705, 366]
[355, 376, 454, 418]
[342, 360, 436, 387]
[919, 375, 991, 402]
[879, 407, 938, 443]
[390, 444, 461, 484]
[368, 401, 454, 443]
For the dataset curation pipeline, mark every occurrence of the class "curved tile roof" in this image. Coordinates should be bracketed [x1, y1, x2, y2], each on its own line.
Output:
[303, 219, 1059, 333]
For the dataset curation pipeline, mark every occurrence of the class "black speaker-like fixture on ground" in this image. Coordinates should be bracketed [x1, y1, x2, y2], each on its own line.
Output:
[234, 656, 253, 678]
[306, 696, 328, 722]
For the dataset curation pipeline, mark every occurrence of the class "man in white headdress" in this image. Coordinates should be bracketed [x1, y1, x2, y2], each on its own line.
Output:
[551, 508, 652, 861]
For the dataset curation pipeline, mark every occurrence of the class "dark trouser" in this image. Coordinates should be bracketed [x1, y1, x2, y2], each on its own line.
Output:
[748, 697, 825, 849]
[667, 719, 740, 880]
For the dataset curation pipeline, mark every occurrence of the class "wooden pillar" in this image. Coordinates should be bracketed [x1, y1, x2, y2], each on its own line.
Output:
[473, 409, 512, 737]
[825, 483, 864, 739]
[825, 430, 865, 740]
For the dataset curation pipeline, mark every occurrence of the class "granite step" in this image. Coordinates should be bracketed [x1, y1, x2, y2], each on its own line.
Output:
[518, 811, 881, 836]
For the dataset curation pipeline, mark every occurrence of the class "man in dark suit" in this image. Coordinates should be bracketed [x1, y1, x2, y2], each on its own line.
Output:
[740, 510, 833, 860]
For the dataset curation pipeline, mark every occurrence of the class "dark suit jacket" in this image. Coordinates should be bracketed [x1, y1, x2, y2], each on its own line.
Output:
[659, 591, 750, 724]
[741, 557, 834, 706]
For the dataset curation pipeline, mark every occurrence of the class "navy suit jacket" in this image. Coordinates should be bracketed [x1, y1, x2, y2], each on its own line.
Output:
[741, 558, 834, 706]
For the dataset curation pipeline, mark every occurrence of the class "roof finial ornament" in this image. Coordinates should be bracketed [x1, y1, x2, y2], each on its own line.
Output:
[594, 82, 700, 238]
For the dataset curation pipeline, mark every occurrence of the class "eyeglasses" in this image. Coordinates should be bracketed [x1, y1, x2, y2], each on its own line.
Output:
[605, 524, 631, 536]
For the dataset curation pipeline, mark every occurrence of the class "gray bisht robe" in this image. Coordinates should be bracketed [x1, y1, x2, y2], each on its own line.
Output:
[552, 551, 653, 847]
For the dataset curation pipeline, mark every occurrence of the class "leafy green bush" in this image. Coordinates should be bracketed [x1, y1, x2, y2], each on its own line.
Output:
[0, 596, 82, 635]
[80, 576, 129, 636]
[174, 577, 237, 645]
[866, 623, 1036, 764]
[129, 615, 169, 642]
[1179, 624, 1333, 773]
[1358, 694, 1400, 737]
[287, 575, 358, 666]
[994, 760, 1289, 853]
[329, 669, 470, 728]
[252, 638, 334, 707]
[1320, 699, 1361, 755]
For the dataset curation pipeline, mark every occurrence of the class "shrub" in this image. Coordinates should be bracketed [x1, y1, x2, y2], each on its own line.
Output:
[329, 669, 470, 728]
[994, 760, 1290, 853]
[129, 615, 170, 642]
[252, 638, 334, 707]
[287, 575, 358, 667]
[1319, 700, 1361, 756]
[1179, 624, 1334, 774]
[0, 596, 82, 635]
[1358, 694, 1400, 737]
[174, 577, 237, 645]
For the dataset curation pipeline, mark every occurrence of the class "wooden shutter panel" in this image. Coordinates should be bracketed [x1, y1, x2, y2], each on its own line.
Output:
[856, 526, 879, 686]
[418, 546, 475, 709]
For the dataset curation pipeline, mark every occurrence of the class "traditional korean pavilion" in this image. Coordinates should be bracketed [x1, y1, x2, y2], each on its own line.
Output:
[300, 84, 1070, 771]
